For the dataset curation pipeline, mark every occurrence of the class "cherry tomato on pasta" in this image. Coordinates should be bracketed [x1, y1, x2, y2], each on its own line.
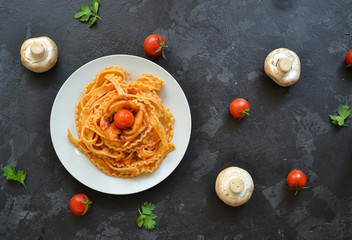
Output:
[114, 109, 135, 129]
[69, 194, 92, 216]
[346, 49, 352, 67]
[229, 98, 250, 119]
[287, 169, 308, 195]
[143, 34, 168, 59]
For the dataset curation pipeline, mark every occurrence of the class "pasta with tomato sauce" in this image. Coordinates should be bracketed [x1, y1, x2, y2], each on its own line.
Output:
[68, 66, 175, 178]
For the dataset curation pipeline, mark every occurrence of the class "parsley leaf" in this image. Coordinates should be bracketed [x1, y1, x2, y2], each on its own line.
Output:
[88, 16, 97, 27]
[74, 0, 101, 27]
[91, 0, 99, 14]
[74, 4, 91, 21]
[141, 202, 155, 214]
[137, 214, 145, 227]
[329, 104, 351, 127]
[143, 213, 157, 229]
[137, 202, 157, 230]
[2, 166, 27, 189]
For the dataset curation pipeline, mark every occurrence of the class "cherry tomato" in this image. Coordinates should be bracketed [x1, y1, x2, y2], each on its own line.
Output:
[69, 194, 92, 216]
[114, 109, 135, 129]
[143, 34, 168, 59]
[287, 169, 307, 195]
[346, 49, 352, 67]
[229, 98, 250, 119]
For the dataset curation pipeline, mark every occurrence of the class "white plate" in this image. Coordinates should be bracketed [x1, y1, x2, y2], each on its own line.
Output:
[50, 55, 191, 195]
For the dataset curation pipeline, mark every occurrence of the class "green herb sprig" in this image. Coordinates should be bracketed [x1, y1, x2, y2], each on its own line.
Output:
[2, 166, 27, 189]
[74, 0, 101, 27]
[329, 104, 351, 127]
[137, 202, 157, 230]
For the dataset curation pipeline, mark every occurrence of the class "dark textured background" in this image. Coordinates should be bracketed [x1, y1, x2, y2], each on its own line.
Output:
[1, 0, 351, 239]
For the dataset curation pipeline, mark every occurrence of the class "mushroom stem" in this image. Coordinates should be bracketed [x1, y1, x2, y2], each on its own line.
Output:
[277, 58, 292, 73]
[30, 41, 45, 58]
[229, 178, 244, 193]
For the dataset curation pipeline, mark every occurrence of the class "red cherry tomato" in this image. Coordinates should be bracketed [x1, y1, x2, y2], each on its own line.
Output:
[69, 194, 92, 216]
[114, 109, 135, 129]
[346, 49, 352, 67]
[229, 98, 250, 119]
[143, 34, 168, 58]
[287, 169, 307, 195]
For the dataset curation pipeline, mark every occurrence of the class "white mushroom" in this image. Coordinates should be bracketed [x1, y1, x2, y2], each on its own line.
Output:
[20, 36, 58, 73]
[264, 48, 301, 87]
[215, 167, 254, 207]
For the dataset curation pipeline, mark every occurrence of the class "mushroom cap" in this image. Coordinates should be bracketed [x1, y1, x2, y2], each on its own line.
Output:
[215, 167, 254, 207]
[264, 48, 301, 87]
[20, 36, 58, 73]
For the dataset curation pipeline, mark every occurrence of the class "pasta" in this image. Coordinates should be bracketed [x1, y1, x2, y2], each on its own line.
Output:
[68, 66, 175, 178]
